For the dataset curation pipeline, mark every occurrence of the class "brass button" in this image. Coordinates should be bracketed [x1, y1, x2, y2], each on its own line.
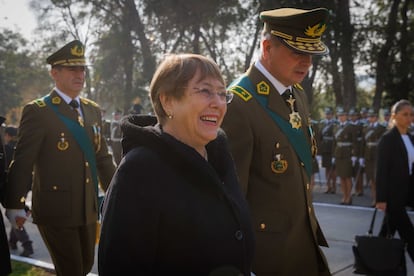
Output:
[85, 162, 89, 167]
[301, 162, 304, 166]
[19, 196, 25, 203]
[53, 186, 58, 190]
[307, 183, 310, 190]
[86, 178, 90, 184]
[260, 223, 266, 230]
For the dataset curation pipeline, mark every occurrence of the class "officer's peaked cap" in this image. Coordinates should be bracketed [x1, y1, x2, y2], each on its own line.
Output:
[260, 7, 329, 55]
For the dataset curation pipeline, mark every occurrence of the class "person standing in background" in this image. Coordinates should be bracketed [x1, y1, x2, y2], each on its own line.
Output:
[4, 40, 116, 276]
[376, 99, 414, 266]
[332, 107, 358, 205]
[348, 107, 365, 196]
[360, 109, 386, 207]
[317, 107, 337, 194]
[222, 7, 331, 275]
[4, 126, 34, 257]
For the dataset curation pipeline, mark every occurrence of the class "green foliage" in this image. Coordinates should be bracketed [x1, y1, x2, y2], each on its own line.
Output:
[1, 0, 412, 118]
[0, 28, 51, 123]
[11, 260, 54, 276]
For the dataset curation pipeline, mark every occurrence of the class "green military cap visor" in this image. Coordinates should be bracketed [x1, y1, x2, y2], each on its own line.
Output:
[46, 40, 87, 67]
[260, 7, 329, 55]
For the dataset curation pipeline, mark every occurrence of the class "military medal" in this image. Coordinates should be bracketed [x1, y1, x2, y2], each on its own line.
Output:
[77, 115, 84, 127]
[271, 153, 288, 174]
[92, 124, 101, 152]
[308, 118, 318, 157]
[57, 132, 69, 151]
[286, 95, 302, 129]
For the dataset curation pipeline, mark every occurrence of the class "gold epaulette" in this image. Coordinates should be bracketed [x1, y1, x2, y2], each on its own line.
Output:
[293, 83, 304, 91]
[80, 97, 99, 107]
[32, 98, 46, 107]
[228, 85, 252, 102]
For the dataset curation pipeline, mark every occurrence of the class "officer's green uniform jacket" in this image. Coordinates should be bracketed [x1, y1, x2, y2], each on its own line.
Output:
[222, 65, 330, 275]
[5, 90, 116, 226]
[317, 118, 336, 168]
[332, 122, 358, 177]
[317, 119, 335, 154]
[361, 122, 386, 180]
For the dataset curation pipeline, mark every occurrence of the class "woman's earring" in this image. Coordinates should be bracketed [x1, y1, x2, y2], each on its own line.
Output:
[168, 114, 173, 119]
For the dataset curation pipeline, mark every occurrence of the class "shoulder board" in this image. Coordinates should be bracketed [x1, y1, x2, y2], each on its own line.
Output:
[80, 97, 99, 107]
[31, 98, 46, 107]
[228, 85, 252, 102]
[293, 83, 304, 91]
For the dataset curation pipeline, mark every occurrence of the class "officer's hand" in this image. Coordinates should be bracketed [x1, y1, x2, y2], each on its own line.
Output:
[376, 202, 386, 211]
[359, 158, 365, 167]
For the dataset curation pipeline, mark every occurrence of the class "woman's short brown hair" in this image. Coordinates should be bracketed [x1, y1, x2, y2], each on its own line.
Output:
[150, 54, 225, 125]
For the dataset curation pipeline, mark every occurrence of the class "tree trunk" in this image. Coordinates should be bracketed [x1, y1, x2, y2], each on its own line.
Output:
[372, 0, 400, 111]
[123, 0, 156, 83]
[337, 0, 357, 110]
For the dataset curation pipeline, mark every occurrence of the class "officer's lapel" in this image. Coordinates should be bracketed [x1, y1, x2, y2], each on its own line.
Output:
[267, 89, 290, 121]
[247, 66, 290, 121]
[50, 90, 78, 121]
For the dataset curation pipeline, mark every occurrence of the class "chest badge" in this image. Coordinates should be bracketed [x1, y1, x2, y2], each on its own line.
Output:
[57, 132, 69, 151]
[256, 81, 270, 95]
[286, 96, 302, 129]
[271, 154, 288, 174]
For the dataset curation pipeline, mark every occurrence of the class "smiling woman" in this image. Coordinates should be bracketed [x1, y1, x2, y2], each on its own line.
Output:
[0, 0, 37, 41]
[98, 53, 255, 276]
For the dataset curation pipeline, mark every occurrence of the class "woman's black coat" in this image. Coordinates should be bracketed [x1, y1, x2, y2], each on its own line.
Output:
[98, 115, 254, 275]
[376, 126, 414, 261]
[0, 116, 12, 276]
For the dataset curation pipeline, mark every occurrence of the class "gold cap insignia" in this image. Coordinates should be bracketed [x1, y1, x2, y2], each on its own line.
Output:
[304, 23, 326, 38]
[70, 44, 85, 57]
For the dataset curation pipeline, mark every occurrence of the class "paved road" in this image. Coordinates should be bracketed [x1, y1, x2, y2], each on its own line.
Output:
[2, 181, 413, 275]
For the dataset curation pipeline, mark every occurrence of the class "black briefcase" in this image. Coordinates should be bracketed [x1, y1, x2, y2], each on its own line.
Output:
[352, 208, 406, 275]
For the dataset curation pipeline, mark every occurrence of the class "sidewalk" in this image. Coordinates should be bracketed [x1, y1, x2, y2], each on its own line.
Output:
[2, 181, 413, 275]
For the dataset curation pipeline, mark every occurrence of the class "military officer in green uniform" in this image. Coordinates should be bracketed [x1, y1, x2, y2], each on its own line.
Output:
[4, 40, 116, 276]
[349, 107, 365, 196]
[222, 7, 331, 276]
[361, 109, 386, 206]
[332, 107, 358, 205]
[317, 107, 337, 193]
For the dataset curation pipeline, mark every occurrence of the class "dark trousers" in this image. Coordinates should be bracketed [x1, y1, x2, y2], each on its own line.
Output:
[9, 226, 32, 248]
[38, 223, 96, 276]
[379, 207, 414, 263]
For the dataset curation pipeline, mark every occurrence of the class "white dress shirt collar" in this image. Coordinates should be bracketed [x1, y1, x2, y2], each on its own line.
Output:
[254, 60, 291, 95]
[54, 87, 80, 106]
